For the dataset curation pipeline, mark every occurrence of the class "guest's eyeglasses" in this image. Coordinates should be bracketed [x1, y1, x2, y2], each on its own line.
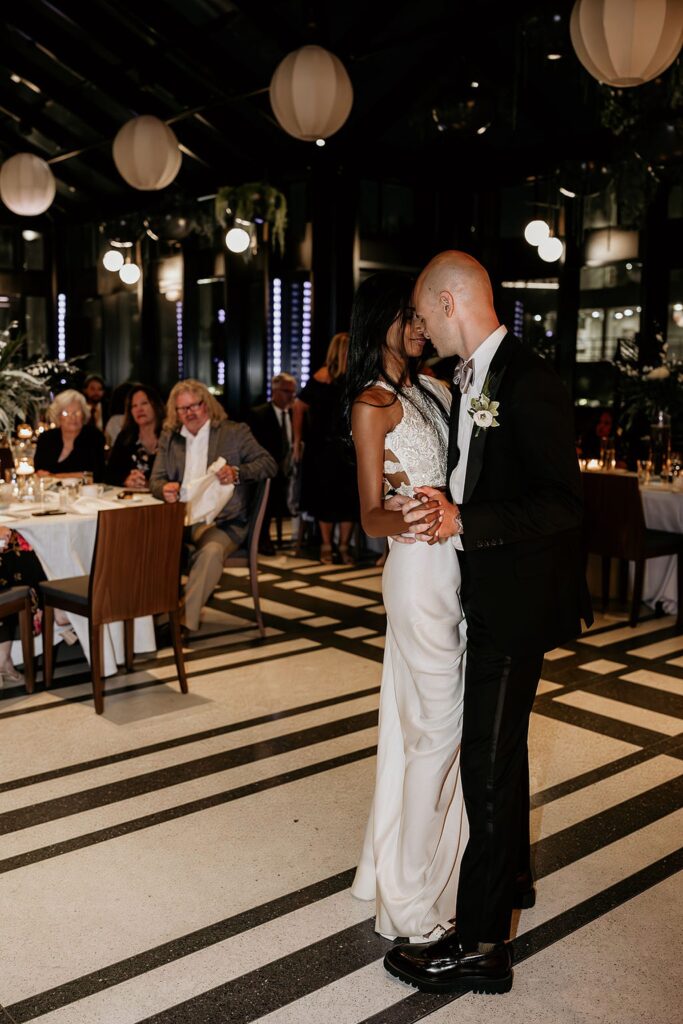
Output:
[175, 400, 204, 415]
[60, 409, 83, 419]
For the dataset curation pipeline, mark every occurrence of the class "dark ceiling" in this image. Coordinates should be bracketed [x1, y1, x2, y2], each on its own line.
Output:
[0, 0, 617, 220]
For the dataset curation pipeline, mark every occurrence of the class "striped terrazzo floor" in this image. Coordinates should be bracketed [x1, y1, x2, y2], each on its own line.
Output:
[0, 552, 681, 1024]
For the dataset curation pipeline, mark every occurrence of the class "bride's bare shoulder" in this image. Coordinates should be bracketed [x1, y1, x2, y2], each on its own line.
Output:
[354, 384, 398, 409]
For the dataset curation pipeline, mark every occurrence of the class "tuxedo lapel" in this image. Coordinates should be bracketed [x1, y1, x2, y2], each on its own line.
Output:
[462, 333, 517, 504]
[446, 387, 462, 489]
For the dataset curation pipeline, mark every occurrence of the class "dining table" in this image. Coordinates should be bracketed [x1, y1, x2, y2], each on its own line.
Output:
[639, 481, 683, 614]
[2, 489, 160, 676]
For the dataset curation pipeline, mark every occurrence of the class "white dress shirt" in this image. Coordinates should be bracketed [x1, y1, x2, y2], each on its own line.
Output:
[180, 418, 211, 501]
[449, 324, 507, 550]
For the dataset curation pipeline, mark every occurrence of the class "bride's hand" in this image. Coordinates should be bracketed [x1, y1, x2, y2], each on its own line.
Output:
[401, 494, 444, 543]
[414, 487, 461, 539]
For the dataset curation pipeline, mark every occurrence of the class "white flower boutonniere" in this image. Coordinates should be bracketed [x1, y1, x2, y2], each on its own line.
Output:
[468, 375, 500, 437]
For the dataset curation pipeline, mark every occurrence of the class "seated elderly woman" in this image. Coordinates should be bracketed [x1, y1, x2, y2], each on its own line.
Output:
[150, 380, 277, 634]
[34, 389, 106, 480]
[105, 385, 165, 489]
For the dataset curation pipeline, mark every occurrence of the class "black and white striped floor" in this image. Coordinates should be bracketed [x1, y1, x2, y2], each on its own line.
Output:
[1, 553, 681, 1024]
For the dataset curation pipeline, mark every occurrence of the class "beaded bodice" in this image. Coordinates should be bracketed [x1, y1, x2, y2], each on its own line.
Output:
[375, 376, 451, 496]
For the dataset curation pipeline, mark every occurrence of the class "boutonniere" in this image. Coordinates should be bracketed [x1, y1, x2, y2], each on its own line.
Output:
[468, 373, 500, 437]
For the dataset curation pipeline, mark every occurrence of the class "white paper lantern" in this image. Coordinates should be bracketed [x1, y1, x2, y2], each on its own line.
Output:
[225, 227, 251, 253]
[112, 115, 181, 190]
[102, 249, 124, 272]
[119, 263, 141, 284]
[270, 44, 353, 141]
[538, 237, 564, 262]
[570, 0, 683, 87]
[524, 219, 550, 246]
[0, 153, 56, 216]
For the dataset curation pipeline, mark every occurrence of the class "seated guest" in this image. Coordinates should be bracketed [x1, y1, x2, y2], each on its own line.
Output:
[0, 526, 75, 688]
[106, 385, 164, 489]
[82, 373, 107, 431]
[248, 372, 297, 555]
[150, 380, 277, 633]
[34, 390, 105, 481]
[104, 381, 135, 447]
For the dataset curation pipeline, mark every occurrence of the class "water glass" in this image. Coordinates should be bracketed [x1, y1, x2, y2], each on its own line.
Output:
[637, 459, 653, 485]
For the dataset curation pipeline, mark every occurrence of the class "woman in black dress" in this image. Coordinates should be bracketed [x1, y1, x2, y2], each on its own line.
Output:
[34, 389, 105, 481]
[106, 385, 164, 489]
[293, 332, 359, 563]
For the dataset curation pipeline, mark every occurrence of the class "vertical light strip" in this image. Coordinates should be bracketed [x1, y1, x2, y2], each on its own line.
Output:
[301, 280, 312, 386]
[217, 360, 225, 387]
[513, 298, 524, 338]
[272, 277, 282, 379]
[176, 300, 184, 378]
[56, 292, 66, 360]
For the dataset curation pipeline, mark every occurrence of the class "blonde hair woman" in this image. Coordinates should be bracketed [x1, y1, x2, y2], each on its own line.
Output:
[34, 388, 105, 480]
[292, 332, 359, 564]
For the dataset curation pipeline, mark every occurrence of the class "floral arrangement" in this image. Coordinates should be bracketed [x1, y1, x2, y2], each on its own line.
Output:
[614, 332, 683, 432]
[215, 182, 287, 256]
[0, 329, 80, 436]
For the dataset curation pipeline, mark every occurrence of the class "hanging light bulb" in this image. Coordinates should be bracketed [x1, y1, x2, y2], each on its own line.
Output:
[119, 262, 141, 284]
[524, 220, 550, 246]
[225, 226, 251, 253]
[103, 249, 124, 272]
[538, 236, 564, 262]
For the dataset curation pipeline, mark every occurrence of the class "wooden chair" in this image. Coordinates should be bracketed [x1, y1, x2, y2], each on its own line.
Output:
[40, 503, 188, 714]
[224, 478, 271, 637]
[581, 472, 683, 629]
[0, 586, 35, 693]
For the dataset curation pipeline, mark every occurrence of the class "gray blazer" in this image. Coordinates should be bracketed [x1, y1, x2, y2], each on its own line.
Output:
[149, 419, 277, 545]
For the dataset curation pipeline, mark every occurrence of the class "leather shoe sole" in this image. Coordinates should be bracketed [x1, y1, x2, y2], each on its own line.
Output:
[384, 955, 513, 995]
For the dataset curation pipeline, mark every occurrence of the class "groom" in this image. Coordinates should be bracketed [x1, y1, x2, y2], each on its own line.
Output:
[385, 251, 593, 995]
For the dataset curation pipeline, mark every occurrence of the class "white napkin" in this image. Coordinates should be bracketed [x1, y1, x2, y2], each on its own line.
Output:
[70, 496, 124, 515]
[183, 457, 234, 526]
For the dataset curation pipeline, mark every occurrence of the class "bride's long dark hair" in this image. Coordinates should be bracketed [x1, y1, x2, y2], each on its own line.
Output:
[346, 271, 449, 428]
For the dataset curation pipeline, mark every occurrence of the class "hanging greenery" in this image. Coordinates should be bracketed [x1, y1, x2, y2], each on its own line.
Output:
[215, 182, 288, 256]
[0, 330, 80, 435]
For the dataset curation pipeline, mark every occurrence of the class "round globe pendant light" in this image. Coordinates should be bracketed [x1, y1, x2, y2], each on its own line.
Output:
[113, 115, 182, 191]
[270, 44, 353, 141]
[570, 0, 683, 87]
[538, 236, 564, 262]
[524, 219, 550, 246]
[225, 227, 251, 253]
[102, 249, 124, 272]
[119, 262, 141, 284]
[0, 153, 56, 216]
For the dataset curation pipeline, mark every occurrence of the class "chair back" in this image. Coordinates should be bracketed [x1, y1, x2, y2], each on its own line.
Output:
[581, 472, 646, 561]
[0, 447, 14, 479]
[225, 478, 271, 567]
[89, 502, 186, 625]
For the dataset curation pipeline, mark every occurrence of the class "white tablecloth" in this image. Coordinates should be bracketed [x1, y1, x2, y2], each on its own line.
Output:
[641, 484, 683, 614]
[6, 493, 159, 676]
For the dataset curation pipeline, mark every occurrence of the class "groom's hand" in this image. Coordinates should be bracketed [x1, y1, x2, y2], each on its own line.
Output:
[384, 493, 418, 544]
[413, 487, 462, 540]
[401, 495, 444, 543]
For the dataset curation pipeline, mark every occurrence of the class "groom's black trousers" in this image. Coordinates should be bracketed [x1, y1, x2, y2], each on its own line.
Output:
[456, 588, 544, 946]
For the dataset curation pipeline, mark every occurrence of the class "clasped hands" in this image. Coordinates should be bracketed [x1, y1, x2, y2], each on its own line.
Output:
[386, 488, 461, 544]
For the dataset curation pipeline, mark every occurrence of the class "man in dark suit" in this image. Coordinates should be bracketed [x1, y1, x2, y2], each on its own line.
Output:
[385, 251, 592, 995]
[247, 373, 297, 555]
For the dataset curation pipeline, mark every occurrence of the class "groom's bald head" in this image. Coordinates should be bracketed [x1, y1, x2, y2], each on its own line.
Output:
[414, 250, 499, 358]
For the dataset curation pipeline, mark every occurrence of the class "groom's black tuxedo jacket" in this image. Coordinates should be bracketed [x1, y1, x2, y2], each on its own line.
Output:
[448, 332, 593, 656]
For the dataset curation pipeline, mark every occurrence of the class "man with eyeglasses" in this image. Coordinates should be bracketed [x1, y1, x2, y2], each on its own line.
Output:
[150, 380, 277, 634]
[247, 372, 298, 555]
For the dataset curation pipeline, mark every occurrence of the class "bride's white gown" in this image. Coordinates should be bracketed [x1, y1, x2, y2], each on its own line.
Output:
[351, 376, 468, 941]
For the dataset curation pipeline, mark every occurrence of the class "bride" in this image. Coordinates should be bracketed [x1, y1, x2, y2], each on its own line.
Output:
[348, 272, 468, 942]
